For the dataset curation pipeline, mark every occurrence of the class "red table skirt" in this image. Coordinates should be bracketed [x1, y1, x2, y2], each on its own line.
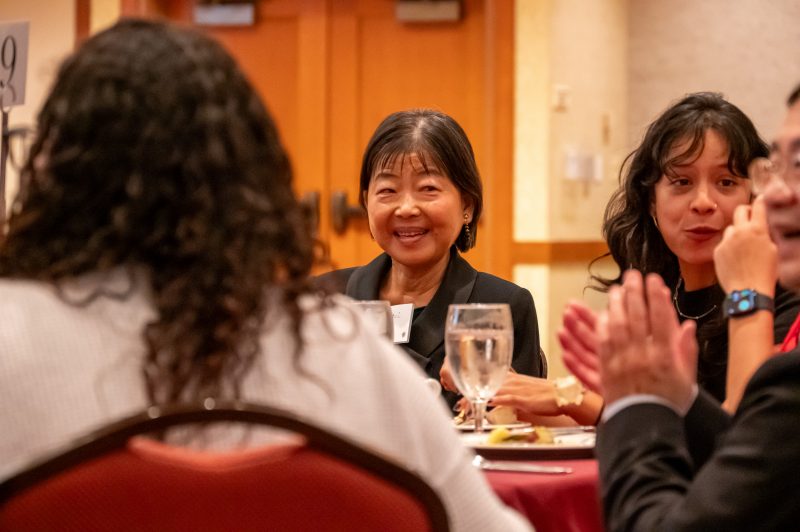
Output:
[484, 459, 604, 532]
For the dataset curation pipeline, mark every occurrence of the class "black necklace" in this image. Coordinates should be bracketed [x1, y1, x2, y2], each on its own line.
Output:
[673, 278, 718, 320]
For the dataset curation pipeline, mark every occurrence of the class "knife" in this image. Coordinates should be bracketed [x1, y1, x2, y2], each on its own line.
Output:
[472, 455, 573, 474]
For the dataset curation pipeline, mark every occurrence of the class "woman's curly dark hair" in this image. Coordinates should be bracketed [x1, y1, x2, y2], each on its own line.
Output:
[0, 19, 314, 404]
[590, 92, 768, 290]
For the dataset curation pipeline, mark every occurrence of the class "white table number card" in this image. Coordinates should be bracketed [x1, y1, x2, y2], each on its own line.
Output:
[391, 303, 414, 344]
[0, 21, 29, 108]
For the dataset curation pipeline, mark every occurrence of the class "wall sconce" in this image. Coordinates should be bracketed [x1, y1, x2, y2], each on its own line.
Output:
[563, 147, 603, 184]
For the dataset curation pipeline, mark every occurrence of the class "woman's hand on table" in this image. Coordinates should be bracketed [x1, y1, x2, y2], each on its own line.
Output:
[439, 358, 459, 392]
[489, 374, 563, 416]
[444, 362, 521, 409]
[490, 372, 605, 426]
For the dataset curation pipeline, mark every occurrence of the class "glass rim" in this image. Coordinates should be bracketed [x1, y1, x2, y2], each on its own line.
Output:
[447, 303, 511, 309]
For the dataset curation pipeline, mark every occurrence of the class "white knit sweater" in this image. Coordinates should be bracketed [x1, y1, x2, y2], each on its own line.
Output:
[0, 270, 531, 532]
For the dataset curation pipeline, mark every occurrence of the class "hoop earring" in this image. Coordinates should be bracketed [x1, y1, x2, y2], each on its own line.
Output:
[651, 214, 659, 229]
[463, 213, 472, 248]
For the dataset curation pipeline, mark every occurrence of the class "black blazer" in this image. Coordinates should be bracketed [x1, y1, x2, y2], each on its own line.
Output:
[317, 248, 546, 406]
[597, 349, 800, 531]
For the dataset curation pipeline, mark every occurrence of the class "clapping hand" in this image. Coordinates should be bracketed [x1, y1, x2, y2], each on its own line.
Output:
[558, 301, 603, 394]
[597, 270, 698, 413]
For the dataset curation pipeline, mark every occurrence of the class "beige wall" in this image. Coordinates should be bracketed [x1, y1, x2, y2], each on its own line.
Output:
[628, 0, 800, 146]
[0, 0, 75, 201]
[546, 0, 627, 242]
[517, 260, 617, 377]
[515, 0, 627, 244]
[514, 0, 627, 372]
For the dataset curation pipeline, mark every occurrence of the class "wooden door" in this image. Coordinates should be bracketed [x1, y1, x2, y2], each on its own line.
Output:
[120, 0, 513, 277]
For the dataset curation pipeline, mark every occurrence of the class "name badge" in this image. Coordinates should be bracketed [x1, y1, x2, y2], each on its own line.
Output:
[391, 303, 414, 344]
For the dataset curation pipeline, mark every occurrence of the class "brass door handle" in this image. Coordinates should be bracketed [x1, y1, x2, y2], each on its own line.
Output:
[330, 190, 366, 234]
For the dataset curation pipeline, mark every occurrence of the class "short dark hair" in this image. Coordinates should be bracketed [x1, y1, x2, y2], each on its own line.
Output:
[0, 19, 314, 404]
[358, 109, 483, 251]
[592, 91, 768, 290]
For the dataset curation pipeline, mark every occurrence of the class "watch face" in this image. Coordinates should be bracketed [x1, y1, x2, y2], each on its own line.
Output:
[554, 375, 584, 406]
[731, 290, 756, 313]
[558, 382, 582, 403]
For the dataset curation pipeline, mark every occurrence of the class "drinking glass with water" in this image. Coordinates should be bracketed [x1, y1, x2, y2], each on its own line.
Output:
[445, 303, 513, 433]
[352, 300, 394, 341]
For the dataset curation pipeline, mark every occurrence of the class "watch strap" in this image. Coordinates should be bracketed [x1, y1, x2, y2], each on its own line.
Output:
[553, 375, 585, 408]
[723, 289, 774, 318]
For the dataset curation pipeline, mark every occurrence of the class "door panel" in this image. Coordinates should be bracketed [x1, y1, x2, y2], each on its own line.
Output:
[139, 0, 328, 202]
[327, 0, 500, 272]
[120, 0, 513, 277]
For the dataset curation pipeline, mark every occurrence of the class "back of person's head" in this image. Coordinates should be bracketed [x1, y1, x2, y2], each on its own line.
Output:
[0, 19, 313, 403]
[358, 109, 483, 251]
[593, 91, 768, 289]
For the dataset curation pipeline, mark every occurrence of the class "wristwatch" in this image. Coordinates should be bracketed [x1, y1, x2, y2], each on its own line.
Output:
[553, 375, 585, 408]
[723, 289, 774, 318]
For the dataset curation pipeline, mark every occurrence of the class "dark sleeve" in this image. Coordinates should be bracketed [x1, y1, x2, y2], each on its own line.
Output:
[313, 268, 355, 294]
[398, 344, 428, 370]
[598, 354, 800, 532]
[772, 284, 800, 343]
[682, 390, 731, 469]
[509, 286, 546, 378]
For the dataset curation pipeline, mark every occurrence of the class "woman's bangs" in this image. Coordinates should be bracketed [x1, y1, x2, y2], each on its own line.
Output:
[718, 128, 753, 178]
[659, 128, 707, 178]
[371, 140, 445, 177]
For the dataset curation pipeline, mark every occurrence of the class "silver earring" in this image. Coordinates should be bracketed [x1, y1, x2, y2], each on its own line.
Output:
[651, 214, 659, 228]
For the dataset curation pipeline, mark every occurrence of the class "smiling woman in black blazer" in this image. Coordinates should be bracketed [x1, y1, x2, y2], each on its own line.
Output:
[318, 109, 546, 407]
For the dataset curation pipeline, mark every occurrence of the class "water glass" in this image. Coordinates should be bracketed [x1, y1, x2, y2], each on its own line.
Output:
[445, 303, 513, 433]
[353, 300, 394, 340]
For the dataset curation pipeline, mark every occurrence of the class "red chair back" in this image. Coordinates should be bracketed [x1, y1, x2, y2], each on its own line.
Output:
[0, 403, 449, 532]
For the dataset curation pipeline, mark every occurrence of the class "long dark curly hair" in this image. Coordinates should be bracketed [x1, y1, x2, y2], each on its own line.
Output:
[591, 92, 768, 290]
[0, 19, 314, 404]
[358, 109, 483, 251]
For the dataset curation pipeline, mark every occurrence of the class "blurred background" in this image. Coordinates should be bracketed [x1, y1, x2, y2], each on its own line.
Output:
[2, 0, 799, 376]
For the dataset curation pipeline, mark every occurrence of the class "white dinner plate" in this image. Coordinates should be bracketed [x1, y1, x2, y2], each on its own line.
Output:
[460, 427, 595, 460]
[453, 421, 531, 432]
